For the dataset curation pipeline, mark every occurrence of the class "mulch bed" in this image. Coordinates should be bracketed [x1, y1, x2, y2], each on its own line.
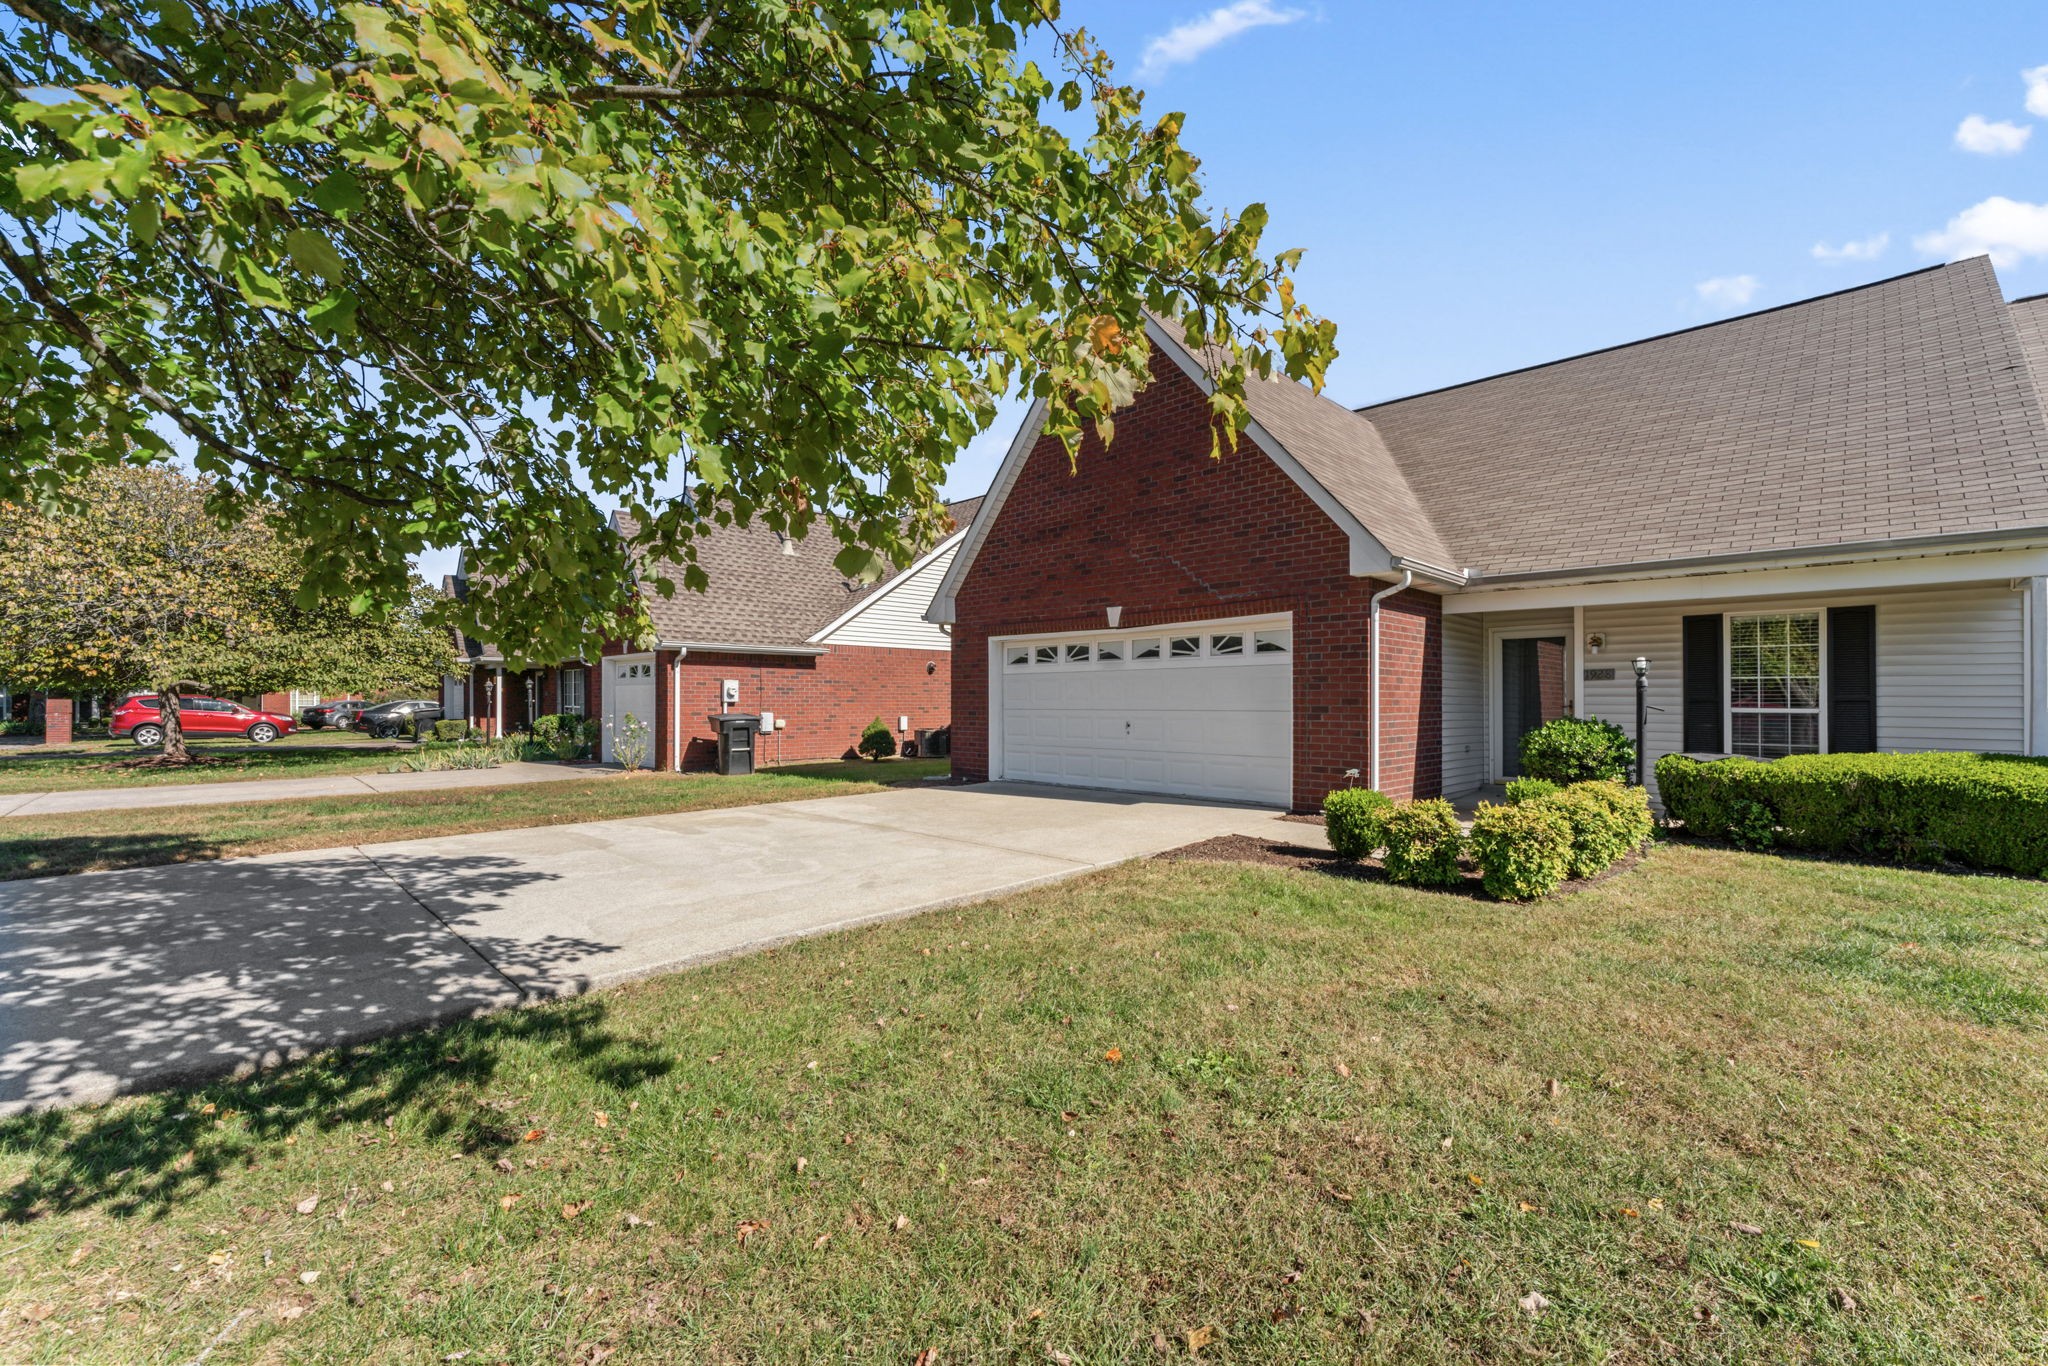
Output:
[1155, 830, 1651, 900]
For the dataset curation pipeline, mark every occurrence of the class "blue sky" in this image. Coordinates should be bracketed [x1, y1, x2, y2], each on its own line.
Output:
[935, 0, 2048, 500]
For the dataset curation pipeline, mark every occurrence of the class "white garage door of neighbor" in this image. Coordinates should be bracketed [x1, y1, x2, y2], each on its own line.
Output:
[604, 655, 658, 768]
[995, 620, 1292, 806]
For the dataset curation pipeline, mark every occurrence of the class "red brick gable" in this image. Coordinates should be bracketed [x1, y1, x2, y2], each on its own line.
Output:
[951, 351, 1442, 809]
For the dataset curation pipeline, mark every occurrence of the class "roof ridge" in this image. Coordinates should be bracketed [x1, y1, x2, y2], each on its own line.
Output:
[1358, 260, 1964, 412]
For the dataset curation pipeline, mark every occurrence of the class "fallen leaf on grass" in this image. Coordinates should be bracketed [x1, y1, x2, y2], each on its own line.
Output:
[300, 1270, 320, 1285]
[735, 1219, 767, 1245]
[1647, 1198, 1664, 1211]
[593, 1111, 610, 1129]
[794, 1157, 808, 1174]
[1104, 1047, 1123, 1063]
[494, 1158, 515, 1174]
[1185, 1324, 1218, 1354]
[65, 1244, 92, 1268]
[1323, 1186, 1354, 1205]
[1467, 1174, 1484, 1187]
[523, 1128, 546, 1143]
[499, 1194, 523, 1211]
[1518, 1290, 1549, 1316]
[1334, 1062, 1351, 1078]
[1795, 1238, 1821, 1249]
[380, 1181, 395, 1193]
[891, 1214, 911, 1232]
[624, 1213, 649, 1228]
[813, 1233, 830, 1250]
[1544, 1078, 1562, 1099]
[1730, 1222, 1763, 1236]
[19, 1304, 55, 1324]
[561, 1201, 592, 1220]
[1620, 1208, 1640, 1218]
[294, 1194, 319, 1216]
[914, 1350, 940, 1366]
[1830, 1288, 1857, 1311]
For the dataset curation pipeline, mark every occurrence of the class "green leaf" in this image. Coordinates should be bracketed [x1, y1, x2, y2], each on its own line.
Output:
[229, 255, 293, 310]
[307, 291, 359, 335]
[310, 168, 363, 216]
[148, 86, 205, 116]
[285, 229, 347, 285]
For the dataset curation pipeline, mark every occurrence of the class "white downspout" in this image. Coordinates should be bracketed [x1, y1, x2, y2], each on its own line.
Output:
[670, 648, 687, 772]
[1368, 570, 1414, 794]
[493, 666, 504, 737]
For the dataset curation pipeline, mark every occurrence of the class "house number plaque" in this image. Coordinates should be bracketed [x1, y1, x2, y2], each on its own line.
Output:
[1583, 667, 1616, 681]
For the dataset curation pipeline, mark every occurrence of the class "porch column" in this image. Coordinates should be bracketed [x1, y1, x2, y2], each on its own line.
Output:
[494, 666, 504, 737]
[1571, 605, 1585, 719]
[2029, 576, 2048, 756]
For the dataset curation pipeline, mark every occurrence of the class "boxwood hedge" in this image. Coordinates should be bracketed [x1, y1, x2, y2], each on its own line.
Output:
[1655, 752, 2048, 877]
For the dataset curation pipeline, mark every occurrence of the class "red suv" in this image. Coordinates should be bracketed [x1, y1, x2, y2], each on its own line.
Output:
[111, 695, 297, 747]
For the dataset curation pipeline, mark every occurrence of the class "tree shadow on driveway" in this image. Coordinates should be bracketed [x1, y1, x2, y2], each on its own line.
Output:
[0, 847, 672, 1222]
[0, 848, 622, 1115]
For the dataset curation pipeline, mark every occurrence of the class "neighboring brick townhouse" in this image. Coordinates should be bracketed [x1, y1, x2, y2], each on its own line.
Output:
[447, 496, 979, 769]
[929, 258, 2048, 810]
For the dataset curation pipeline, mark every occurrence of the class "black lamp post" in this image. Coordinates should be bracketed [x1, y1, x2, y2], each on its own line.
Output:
[1633, 656, 1650, 787]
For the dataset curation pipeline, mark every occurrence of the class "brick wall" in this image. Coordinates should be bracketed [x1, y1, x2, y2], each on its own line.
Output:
[43, 697, 72, 747]
[647, 645, 951, 770]
[951, 352, 1443, 809]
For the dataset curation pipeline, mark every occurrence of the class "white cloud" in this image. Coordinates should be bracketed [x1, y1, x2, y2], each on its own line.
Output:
[1915, 196, 2048, 267]
[1811, 232, 1891, 264]
[2025, 64, 2048, 117]
[1955, 114, 2032, 155]
[1136, 1, 1306, 80]
[1695, 274, 1761, 310]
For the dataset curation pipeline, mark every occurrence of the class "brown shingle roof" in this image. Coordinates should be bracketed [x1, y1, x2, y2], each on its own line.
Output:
[1361, 257, 2048, 577]
[619, 496, 980, 649]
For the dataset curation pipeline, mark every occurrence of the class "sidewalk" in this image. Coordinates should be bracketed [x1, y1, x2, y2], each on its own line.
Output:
[0, 761, 605, 818]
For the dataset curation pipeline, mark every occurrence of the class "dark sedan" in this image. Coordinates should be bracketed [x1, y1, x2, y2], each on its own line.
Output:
[359, 698, 443, 739]
[300, 699, 367, 730]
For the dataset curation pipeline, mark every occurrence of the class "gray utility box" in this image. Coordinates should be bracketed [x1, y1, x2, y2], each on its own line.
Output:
[707, 713, 762, 776]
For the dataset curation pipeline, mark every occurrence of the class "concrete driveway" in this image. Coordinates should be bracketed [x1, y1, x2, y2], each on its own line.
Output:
[0, 783, 1281, 1114]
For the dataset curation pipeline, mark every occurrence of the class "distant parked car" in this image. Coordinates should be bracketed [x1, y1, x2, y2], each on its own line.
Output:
[359, 698, 443, 739]
[111, 695, 297, 747]
[300, 699, 367, 730]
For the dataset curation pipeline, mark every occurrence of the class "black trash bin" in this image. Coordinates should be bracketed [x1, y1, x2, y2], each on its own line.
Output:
[707, 713, 762, 775]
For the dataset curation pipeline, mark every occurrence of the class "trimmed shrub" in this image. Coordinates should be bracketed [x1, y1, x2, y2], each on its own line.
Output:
[1323, 787, 1394, 859]
[1468, 801, 1573, 901]
[1502, 777, 1560, 805]
[858, 717, 897, 761]
[430, 718, 470, 742]
[1379, 799, 1466, 887]
[1519, 716, 1634, 785]
[1656, 751, 2048, 876]
[1532, 780, 1653, 879]
[529, 712, 596, 760]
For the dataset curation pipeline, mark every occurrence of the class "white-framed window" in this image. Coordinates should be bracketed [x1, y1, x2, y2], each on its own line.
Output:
[1096, 640, 1123, 662]
[1064, 643, 1090, 663]
[1006, 646, 1030, 667]
[1169, 635, 1201, 658]
[1728, 611, 1822, 758]
[1132, 638, 1162, 660]
[1254, 629, 1291, 654]
[1034, 644, 1058, 665]
[1209, 632, 1243, 656]
[559, 667, 588, 716]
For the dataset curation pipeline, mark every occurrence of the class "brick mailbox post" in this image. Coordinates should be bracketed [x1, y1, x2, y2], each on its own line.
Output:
[43, 697, 73, 746]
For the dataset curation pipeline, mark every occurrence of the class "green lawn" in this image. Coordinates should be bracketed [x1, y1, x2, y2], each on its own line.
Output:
[4, 841, 2043, 1362]
[0, 757, 950, 880]
[0, 730, 404, 795]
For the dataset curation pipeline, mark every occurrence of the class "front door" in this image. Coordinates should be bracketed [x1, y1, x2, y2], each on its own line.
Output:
[1500, 637, 1567, 777]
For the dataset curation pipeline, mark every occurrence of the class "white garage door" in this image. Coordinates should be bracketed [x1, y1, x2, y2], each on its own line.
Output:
[603, 654, 657, 768]
[995, 619, 1292, 806]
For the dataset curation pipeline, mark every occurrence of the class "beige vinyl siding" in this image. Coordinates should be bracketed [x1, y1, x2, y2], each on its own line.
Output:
[816, 540, 960, 650]
[1442, 614, 1485, 795]
[1577, 581, 2025, 799]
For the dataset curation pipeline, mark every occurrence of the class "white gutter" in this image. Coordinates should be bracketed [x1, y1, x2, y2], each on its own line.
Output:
[1368, 570, 1413, 793]
[655, 639, 827, 657]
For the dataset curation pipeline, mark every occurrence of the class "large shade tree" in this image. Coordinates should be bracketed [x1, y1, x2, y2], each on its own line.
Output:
[0, 465, 456, 758]
[0, 2, 1338, 664]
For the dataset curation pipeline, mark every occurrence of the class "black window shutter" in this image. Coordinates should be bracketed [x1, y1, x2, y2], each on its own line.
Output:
[1828, 605, 1877, 753]
[1681, 614, 1724, 753]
